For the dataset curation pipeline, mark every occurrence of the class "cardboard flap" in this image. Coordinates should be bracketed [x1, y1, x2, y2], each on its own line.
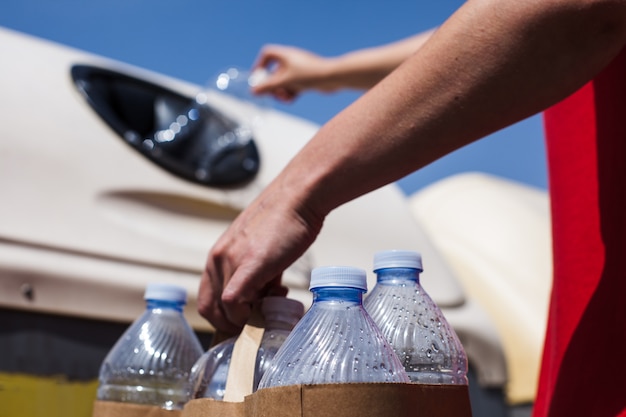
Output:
[247, 385, 303, 417]
[92, 401, 182, 417]
[223, 308, 265, 402]
[183, 398, 245, 417]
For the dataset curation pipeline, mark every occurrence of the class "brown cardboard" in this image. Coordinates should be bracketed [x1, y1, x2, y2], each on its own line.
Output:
[223, 309, 265, 402]
[183, 383, 472, 417]
[298, 383, 471, 417]
[183, 398, 245, 417]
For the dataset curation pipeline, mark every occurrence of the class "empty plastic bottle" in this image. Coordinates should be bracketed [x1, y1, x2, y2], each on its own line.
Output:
[258, 266, 409, 389]
[364, 250, 468, 384]
[188, 296, 304, 399]
[96, 283, 204, 410]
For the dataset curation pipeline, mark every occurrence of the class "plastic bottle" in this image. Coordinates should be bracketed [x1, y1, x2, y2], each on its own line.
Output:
[188, 296, 304, 399]
[96, 283, 204, 410]
[363, 250, 468, 384]
[258, 266, 409, 389]
[148, 66, 269, 187]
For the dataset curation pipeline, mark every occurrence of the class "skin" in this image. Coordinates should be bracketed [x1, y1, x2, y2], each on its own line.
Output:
[199, 0, 626, 334]
[251, 29, 436, 101]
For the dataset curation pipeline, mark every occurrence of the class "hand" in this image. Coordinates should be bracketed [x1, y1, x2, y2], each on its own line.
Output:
[198, 180, 323, 334]
[251, 44, 339, 102]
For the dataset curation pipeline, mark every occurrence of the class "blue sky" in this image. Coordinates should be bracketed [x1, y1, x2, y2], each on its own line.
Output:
[0, 0, 548, 195]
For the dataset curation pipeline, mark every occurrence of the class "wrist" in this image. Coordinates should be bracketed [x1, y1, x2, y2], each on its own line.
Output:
[317, 56, 354, 92]
[275, 155, 330, 229]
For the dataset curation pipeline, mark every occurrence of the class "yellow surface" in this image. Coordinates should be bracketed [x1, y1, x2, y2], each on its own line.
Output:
[0, 372, 98, 417]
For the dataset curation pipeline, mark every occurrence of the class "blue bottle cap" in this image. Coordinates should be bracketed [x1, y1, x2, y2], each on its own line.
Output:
[144, 283, 187, 304]
[373, 250, 423, 272]
[309, 266, 367, 291]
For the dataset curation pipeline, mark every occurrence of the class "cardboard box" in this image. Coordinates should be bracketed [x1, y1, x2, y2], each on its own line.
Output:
[93, 304, 473, 417]
[184, 382, 472, 417]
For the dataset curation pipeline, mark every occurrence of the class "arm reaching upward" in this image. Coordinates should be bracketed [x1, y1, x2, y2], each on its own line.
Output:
[251, 30, 435, 101]
[199, 0, 626, 333]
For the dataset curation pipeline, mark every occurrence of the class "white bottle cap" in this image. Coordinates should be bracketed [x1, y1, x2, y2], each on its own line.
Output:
[262, 296, 305, 319]
[248, 67, 270, 87]
[144, 283, 187, 304]
[309, 266, 367, 291]
[373, 250, 423, 272]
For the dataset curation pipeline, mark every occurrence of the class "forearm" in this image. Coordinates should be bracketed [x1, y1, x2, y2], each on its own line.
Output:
[279, 0, 626, 218]
[324, 30, 436, 90]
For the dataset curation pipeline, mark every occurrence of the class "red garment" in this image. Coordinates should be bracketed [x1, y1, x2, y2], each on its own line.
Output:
[536, 49, 626, 417]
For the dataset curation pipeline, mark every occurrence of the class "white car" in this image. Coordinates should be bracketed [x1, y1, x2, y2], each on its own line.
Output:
[0, 26, 551, 417]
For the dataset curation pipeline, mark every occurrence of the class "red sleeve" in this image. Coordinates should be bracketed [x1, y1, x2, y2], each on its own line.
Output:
[535, 49, 626, 417]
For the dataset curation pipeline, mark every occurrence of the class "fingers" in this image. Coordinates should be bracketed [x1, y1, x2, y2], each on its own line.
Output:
[198, 239, 287, 332]
[197, 182, 322, 334]
[253, 44, 289, 70]
[200, 271, 287, 332]
[253, 48, 278, 71]
[220, 267, 285, 328]
[266, 276, 289, 297]
[220, 291, 253, 332]
[277, 87, 298, 101]
[251, 70, 297, 99]
[198, 266, 243, 336]
[251, 45, 302, 100]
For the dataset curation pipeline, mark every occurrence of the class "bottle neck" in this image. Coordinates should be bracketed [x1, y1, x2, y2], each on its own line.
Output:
[146, 299, 185, 312]
[311, 287, 365, 304]
[264, 316, 300, 331]
[375, 267, 421, 284]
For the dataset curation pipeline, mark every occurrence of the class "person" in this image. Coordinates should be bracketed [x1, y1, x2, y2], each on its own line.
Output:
[249, 29, 436, 102]
[198, 0, 626, 416]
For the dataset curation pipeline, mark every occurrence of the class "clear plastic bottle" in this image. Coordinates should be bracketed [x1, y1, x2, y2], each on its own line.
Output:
[188, 296, 304, 399]
[364, 250, 468, 384]
[258, 266, 409, 389]
[147, 66, 269, 187]
[96, 283, 204, 410]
